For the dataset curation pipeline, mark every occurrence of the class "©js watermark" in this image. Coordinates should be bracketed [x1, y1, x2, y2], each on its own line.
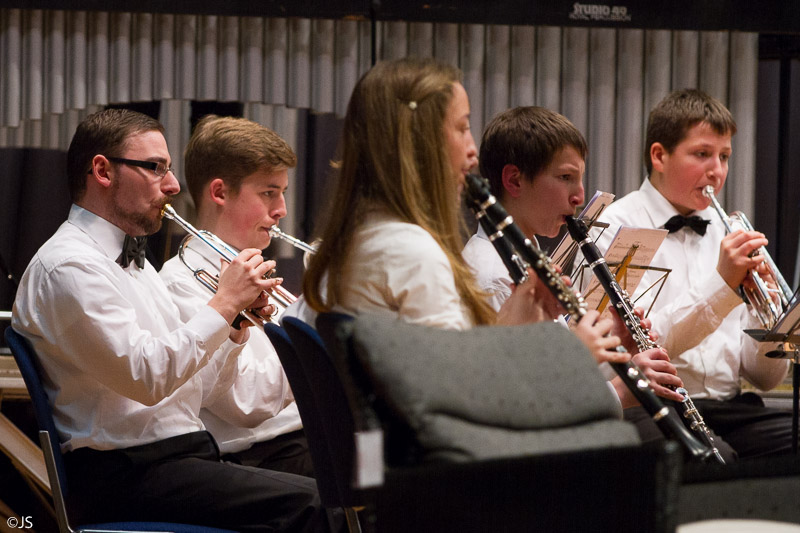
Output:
[6, 516, 33, 529]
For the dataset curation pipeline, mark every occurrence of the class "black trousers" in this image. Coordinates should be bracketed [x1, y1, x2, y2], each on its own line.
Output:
[624, 392, 795, 462]
[63, 431, 340, 532]
[220, 429, 315, 478]
[694, 393, 795, 459]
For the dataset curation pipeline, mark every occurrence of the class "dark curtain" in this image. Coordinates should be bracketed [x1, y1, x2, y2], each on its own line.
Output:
[756, 36, 800, 289]
[0, 148, 71, 312]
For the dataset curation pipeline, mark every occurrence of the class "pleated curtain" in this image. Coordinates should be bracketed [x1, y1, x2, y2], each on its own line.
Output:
[0, 9, 758, 217]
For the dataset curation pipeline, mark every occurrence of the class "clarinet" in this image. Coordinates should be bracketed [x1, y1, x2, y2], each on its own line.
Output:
[566, 216, 725, 464]
[464, 174, 714, 462]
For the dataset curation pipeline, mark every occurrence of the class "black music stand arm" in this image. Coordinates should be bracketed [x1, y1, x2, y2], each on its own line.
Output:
[793, 353, 799, 456]
[747, 315, 800, 455]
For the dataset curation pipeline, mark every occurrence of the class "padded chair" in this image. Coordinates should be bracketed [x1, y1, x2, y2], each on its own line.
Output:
[317, 313, 686, 532]
[4, 326, 235, 533]
[263, 321, 362, 533]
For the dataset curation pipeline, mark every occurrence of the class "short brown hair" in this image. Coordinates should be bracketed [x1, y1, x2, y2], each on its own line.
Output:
[67, 109, 164, 202]
[644, 89, 737, 174]
[479, 106, 587, 199]
[184, 115, 297, 208]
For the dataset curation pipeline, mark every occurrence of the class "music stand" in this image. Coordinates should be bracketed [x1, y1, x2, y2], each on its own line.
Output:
[572, 225, 671, 321]
[746, 291, 800, 454]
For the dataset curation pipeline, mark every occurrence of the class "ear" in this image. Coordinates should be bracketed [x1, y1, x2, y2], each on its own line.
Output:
[208, 178, 228, 207]
[650, 142, 667, 173]
[500, 164, 523, 198]
[88, 155, 113, 189]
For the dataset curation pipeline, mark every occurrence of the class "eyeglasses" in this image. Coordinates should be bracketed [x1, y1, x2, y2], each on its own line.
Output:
[106, 157, 174, 178]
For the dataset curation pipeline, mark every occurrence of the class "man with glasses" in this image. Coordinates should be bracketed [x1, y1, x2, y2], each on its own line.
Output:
[11, 108, 339, 532]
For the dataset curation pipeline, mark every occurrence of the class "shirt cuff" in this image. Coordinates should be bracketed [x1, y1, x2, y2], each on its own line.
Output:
[702, 270, 744, 321]
[186, 305, 232, 351]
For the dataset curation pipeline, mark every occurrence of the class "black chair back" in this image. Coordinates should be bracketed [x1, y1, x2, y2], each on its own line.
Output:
[4, 328, 68, 492]
[281, 317, 362, 506]
[263, 322, 340, 504]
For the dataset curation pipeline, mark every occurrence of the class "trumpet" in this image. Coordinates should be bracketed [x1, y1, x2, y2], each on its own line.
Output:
[268, 225, 318, 255]
[702, 185, 793, 329]
[161, 204, 297, 326]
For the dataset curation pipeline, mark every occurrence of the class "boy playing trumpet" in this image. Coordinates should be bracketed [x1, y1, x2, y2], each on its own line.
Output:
[593, 89, 792, 459]
[160, 115, 312, 475]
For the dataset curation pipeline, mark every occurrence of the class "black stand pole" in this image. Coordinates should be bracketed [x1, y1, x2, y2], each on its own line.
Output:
[794, 356, 799, 455]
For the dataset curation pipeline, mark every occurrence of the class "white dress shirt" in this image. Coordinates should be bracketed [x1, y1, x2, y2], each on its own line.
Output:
[289, 210, 472, 330]
[12, 205, 243, 451]
[592, 179, 789, 400]
[160, 241, 302, 454]
[462, 224, 513, 312]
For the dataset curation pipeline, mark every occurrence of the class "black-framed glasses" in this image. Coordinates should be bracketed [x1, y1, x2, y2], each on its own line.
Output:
[106, 157, 174, 178]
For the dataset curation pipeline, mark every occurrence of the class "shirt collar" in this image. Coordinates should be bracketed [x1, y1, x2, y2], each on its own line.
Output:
[476, 223, 489, 240]
[68, 204, 128, 263]
[640, 178, 716, 230]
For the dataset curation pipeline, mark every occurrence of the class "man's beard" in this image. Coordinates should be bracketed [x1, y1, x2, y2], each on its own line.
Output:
[109, 181, 165, 236]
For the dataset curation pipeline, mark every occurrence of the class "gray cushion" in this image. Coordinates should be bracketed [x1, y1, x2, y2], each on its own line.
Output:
[350, 314, 640, 462]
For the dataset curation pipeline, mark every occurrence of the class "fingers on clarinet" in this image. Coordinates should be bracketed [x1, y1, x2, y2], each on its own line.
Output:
[653, 373, 681, 388]
[604, 335, 622, 349]
[666, 389, 686, 402]
[653, 386, 676, 401]
[609, 350, 631, 364]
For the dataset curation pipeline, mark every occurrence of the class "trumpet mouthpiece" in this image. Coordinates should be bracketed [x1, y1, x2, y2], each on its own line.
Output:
[161, 203, 176, 219]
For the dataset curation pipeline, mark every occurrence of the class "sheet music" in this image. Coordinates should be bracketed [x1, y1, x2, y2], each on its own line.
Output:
[552, 190, 615, 268]
[579, 226, 669, 319]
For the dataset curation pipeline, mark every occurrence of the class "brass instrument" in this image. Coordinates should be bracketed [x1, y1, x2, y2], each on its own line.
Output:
[268, 226, 318, 255]
[161, 204, 297, 326]
[703, 185, 793, 329]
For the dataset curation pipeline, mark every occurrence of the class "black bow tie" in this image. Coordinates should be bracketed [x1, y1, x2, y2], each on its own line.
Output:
[118, 235, 147, 269]
[664, 214, 711, 236]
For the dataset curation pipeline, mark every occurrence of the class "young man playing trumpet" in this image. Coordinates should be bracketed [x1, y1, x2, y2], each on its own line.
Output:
[462, 106, 686, 411]
[160, 115, 313, 476]
[11, 109, 335, 531]
[593, 89, 792, 459]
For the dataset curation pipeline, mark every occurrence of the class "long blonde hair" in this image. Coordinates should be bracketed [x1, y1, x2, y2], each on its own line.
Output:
[303, 57, 495, 325]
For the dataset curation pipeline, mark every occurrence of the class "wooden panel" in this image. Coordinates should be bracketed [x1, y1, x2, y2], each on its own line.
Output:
[0, 414, 49, 495]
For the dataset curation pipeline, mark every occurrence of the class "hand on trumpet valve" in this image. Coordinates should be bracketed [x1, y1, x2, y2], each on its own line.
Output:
[572, 309, 631, 365]
[717, 229, 768, 290]
[751, 260, 783, 308]
[209, 249, 278, 328]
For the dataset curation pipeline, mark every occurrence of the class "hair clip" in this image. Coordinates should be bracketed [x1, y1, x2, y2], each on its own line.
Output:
[408, 101, 418, 110]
